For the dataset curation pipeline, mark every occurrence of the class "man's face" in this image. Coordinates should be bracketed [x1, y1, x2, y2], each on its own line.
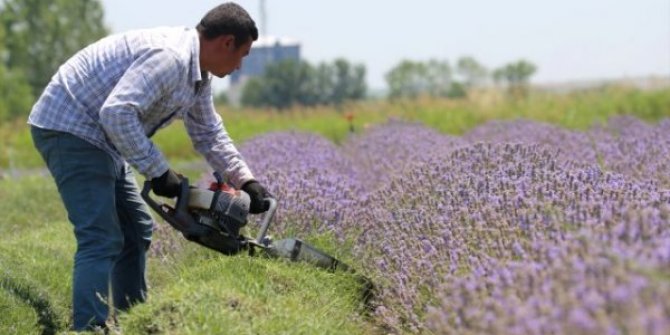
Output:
[210, 35, 253, 78]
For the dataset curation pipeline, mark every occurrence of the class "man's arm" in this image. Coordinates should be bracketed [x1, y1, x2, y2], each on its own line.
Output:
[184, 81, 254, 189]
[99, 49, 184, 179]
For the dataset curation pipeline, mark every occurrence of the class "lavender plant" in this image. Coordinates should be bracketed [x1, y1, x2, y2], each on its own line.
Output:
[217, 131, 364, 237]
[150, 116, 670, 334]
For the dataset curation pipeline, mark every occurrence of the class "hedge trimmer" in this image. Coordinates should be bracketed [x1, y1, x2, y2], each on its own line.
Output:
[141, 173, 351, 272]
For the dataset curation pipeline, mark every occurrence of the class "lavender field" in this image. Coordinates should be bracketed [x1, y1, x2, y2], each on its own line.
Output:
[164, 116, 670, 334]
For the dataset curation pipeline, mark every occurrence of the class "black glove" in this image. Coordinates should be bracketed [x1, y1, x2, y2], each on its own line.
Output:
[241, 180, 271, 214]
[151, 169, 182, 198]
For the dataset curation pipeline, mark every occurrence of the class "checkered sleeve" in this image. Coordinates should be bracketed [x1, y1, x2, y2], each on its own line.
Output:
[184, 82, 255, 189]
[99, 48, 185, 179]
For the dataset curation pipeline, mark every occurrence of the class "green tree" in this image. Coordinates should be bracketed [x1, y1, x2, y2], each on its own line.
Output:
[0, 19, 33, 121]
[330, 58, 366, 106]
[425, 59, 452, 97]
[311, 58, 367, 106]
[0, 0, 109, 98]
[240, 77, 266, 107]
[241, 59, 318, 109]
[446, 81, 468, 99]
[0, 66, 33, 121]
[313, 63, 335, 105]
[385, 59, 454, 99]
[265, 59, 318, 108]
[493, 59, 537, 98]
[213, 90, 230, 106]
[385, 60, 428, 99]
[456, 56, 488, 88]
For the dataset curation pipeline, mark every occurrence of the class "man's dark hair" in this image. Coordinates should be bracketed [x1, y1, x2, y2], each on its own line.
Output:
[197, 2, 259, 47]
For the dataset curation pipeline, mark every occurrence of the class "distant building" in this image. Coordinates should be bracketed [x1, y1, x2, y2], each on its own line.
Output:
[227, 35, 301, 104]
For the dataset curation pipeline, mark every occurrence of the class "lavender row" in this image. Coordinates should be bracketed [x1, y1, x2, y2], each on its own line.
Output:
[150, 116, 670, 334]
[346, 142, 669, 333]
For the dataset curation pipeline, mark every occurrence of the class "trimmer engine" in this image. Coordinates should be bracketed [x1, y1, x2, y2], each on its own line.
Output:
[141, 173, 357, 272]
[186, 182, 252, 254]
[141, 174, 255, 255]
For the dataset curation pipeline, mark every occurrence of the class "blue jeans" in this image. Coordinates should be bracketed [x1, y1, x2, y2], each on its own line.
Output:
[31, 126, 154, 331]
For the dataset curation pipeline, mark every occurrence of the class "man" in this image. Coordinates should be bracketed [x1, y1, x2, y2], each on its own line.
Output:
[28, 2, 270, 331]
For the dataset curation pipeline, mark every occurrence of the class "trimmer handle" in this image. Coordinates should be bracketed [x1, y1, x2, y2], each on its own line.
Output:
[141, 177, 190, 212]
[255, 198, 277, 244]
[141, 177, 197, 233]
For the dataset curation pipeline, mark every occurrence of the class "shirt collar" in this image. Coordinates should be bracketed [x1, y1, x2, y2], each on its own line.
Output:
[189, 28, 210, 90]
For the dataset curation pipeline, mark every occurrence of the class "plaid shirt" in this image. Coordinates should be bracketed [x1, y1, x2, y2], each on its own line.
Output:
[28, 26, 254, 187]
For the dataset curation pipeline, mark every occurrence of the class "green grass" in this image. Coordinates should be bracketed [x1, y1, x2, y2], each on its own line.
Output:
[123, 254, 373, 335]
[0, 289, 42, 335]
[3, 86, 669, 171]
[0, 176, 375, 334]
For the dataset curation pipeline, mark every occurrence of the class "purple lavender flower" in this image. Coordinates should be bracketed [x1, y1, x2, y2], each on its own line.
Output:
[143, 117, 670, 334]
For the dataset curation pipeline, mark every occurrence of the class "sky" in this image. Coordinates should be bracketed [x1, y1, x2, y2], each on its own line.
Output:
[101, 0, 670, 90]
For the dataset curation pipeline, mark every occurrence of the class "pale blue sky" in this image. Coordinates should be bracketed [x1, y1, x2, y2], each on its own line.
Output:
[101, 0, 670, 90]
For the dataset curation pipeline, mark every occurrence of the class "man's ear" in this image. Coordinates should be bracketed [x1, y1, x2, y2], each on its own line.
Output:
[221, 35, 236, 51]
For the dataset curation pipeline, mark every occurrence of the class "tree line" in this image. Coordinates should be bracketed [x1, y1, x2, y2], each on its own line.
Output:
[239, 58, 367, 109]
[385, 57, 537, 100]
[235, 56, 536, 108]
[0, 0, 108, 121]
[0, 0, 537, 120]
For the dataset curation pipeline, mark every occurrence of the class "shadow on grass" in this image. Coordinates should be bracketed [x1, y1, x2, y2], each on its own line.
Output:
[0, 275, 63, 335]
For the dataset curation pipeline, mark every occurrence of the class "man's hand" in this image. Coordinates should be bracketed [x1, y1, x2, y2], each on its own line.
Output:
[151, 169, 182, 198]
[241, 180, 271, 214]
